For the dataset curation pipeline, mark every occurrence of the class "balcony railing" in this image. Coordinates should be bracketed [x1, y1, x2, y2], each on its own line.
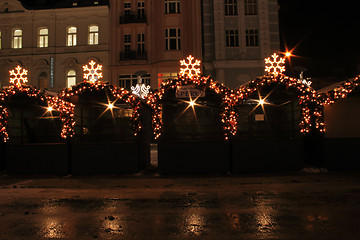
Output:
[120, 51, 147, 61]
[120, 12, 147, 24]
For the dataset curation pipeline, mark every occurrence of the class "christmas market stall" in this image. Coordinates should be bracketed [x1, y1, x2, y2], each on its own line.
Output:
[0, 66, 69, 175]
[318, 76, 360, 170]
[231, 54, 323, 173]
[59, 60, 151, 175]
[149, 56, 231, 174]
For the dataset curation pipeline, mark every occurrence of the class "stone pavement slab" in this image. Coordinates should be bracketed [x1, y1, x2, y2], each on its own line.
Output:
[0, 172, 359, 239]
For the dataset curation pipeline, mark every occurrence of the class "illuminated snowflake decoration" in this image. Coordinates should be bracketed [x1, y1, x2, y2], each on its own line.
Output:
[264, 53, 285, 75]
[179, 55, 201, 78]
[9, 65, 28, 87]
[83, 60, 103, 83]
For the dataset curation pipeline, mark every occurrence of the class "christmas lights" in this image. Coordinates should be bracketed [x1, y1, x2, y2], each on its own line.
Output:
[9, 65, 28, 88]
[179, 55, 201, 78]
[234, 72, 324, 135]
[83, 60, 103, 83]
[264, 53, 286, 76]
[58, 81, 142, 138]
[147, 75, 235, 140]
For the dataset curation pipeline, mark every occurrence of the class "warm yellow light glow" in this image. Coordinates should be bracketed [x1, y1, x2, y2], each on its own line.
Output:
[179, 55, 201, 78]
[47, 106, 53, 112]
[9, 65, 28, 87]
[259, 99, 265, 105]
[108, 103, 114, 109]
[83, 60, 103, 83]
[265, 53, 285, 75]
[189, 100, 195, 107]
[285, 52, 292, 57]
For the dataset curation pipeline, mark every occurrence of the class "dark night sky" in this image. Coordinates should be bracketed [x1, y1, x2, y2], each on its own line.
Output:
[278, 0, 360, 79]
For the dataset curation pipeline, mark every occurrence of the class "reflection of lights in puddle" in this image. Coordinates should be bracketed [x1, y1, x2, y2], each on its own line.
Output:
[183, 214, 205, 235]
[255, 211, 273, 232]
[103, 215, 125, 235]
[254, 194, 278, 234]
[305, 214, 329, 231]
[228, 213, 241, 229]
[42, 218, 65, 238]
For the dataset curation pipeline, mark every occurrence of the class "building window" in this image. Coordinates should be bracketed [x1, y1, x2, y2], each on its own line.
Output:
[67, 70, 77, 88]
[124, 2, 131, 16]
[67, 27, 77, 46]
[246, 29, 258, 46]
[165, 28, 181, 50]
[88, 25, 99, 45]
[137, 33, 145, 54]
[137, 1, 145, 19]
[244, 0, 257, 15]
[225, 0, 237, 15]
[226, 30, 239, 47]
[124, 34, 131, 54]
[157, 72, 177, 87]
[38, 28, 48, 48]
[165, 0, 180, 14]
[119, 74, 150, 91]
[12, 29, 22, 49]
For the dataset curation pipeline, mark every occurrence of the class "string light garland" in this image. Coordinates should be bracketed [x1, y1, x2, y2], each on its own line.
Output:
[149, 55, 235, 140]
[235, 73, 324, 135]
[147, 75, 235, 140]
[58, 80, 142, 138]
[4, 55, 359, 142]
[0, 105, 9, 142]
[0, 84, 68, 142]
[317, 75, 360, 105]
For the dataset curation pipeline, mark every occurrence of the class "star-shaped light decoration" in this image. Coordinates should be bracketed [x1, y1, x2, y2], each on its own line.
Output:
[264, 53, 285, 76]
[83, 60, 103, 83]
[179, 55, 201, 78]
[9, 65, 28, 88]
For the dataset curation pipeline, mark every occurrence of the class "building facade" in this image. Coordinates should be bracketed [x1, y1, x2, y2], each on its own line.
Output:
[109, 0, 202, 90]
[202, 0, 280, 89]
[0, 0, 109, 91]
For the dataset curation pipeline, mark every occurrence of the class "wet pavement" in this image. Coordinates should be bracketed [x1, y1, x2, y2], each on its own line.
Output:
[0, 172, 359, 239]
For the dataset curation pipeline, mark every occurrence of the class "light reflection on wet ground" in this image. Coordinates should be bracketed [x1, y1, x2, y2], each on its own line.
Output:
[0, 174, 359, 239]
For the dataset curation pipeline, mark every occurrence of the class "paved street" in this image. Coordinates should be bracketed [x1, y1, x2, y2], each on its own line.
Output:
[0, 172, 359, 240]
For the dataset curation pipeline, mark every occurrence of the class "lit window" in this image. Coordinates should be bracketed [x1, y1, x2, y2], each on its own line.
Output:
[246, 29, 258, 46]
[226, 30, 239, 47]
[67, 27, 77, 47]
[12, 29, 22, 49]
[245, 0, 257, 15]
[165, 28, 181, 50]
[88, 25, 99, 45]
[67, 70, 76, 88]
[157, 72, 177, 87]
[165, 0, 180, 14]
[119, 74, 150, 91]
[225, 0, 237, 15]
[38, 28, 49, 48]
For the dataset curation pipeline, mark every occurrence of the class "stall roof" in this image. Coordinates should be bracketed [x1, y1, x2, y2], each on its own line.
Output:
[317, 81, 346, 94]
